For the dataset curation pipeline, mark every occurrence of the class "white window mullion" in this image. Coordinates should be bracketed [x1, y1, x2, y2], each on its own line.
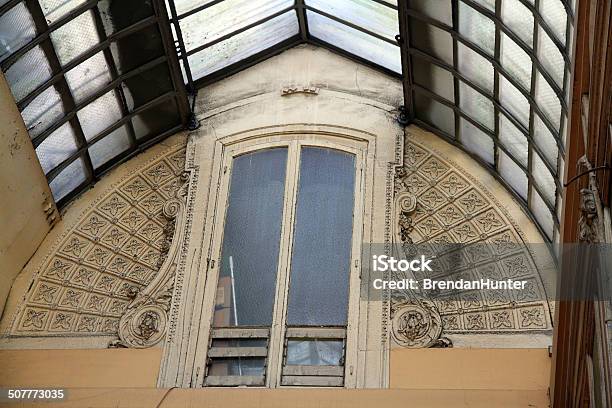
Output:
[267, 140, 301, 387]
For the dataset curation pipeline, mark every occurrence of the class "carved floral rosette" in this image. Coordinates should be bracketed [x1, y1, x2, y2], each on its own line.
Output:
[391, 300, 443, 348]
[116, 189, 187, 348]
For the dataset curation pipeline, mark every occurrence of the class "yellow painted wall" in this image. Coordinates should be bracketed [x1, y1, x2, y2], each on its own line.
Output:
[0, 348, 550, 407]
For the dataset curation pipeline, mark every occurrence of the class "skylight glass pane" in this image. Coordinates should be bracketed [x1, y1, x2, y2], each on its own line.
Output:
[532, 152, 556, 205]
[307, 0, 398, 41]
[459, 81, 494, 129]
[459, 118, 494, 164]
[408, 0, 452, 25]
[459, 2, 495, 56]
[499, 76, 530, 127]
[537, 26, 565, 88]
[472, 0, 495, 12]
[21, 86, 65, 138]
[180, 0, 293, 52]
[540, 0, 567, 43]
[535, 71, 561, 131]
[39, 0, 89, 25]
[500, 33, 532, 91]
[50, 10, 100, 66]
[501, 0, 534, 47]
[308, 11, 401, 73]
[89, 125, 132, 169]
[530, 187, 553, 239]
[414, 93, 456, 137]
[533, 114, 559, 168]
[35, 123, 78, 175]
[498, 150, 527, 200]
[413, 57, 454, 101]
[77, 91, 123, 141]
[65, 52, 112, 103]
[457, 42, 494, 91]
[0, 3, 36, 62]
[188, 11, 298, 80]
[49, 157, 87, 201]
[499, 113, 528, 166]
[5, 46, 52, 102]
[410, 19, 454, 65]
[173, 0, 217, 16]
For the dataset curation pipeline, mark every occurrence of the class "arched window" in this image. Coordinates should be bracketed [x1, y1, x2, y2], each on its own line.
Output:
[202, 138, 366, 387]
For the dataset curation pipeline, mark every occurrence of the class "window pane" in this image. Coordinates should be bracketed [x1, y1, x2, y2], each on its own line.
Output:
[501, 0, 534, 47]
[539, 0, 567, 43]
[49, 157, 87, 201]
[459, 2, 495, 56]
[65, 52, 112, 103]
[40, 0, 89, 25]
[533, 114, 559, 168]
[308, 11, 401, 73]
[458, 42, 494, 91]
[530, 187, 554, 240]
[287, 148, 356, 326]
[180, 0, 293, 52]
[459, 118, 494, 164]
[498, 150, 527, 200]
[286, 340, 344, 366]
[535, 71, 561, 131]
[537, 26, 565, 88]
[77, 91, 123, 141]
[35, 122, 78, 175]
[307, 0, 398, 41]
[410, 18, 454, 65]
[0, 4, 36, 62]
[459, 81, 494, 130]
[499, 76, 530, 127]
[21, 86, 65, 138]
[213, 148, 288, 327]
[408, 0, 452, 25]
[500, 33, 532, 91]
[188, 11, 299, 80]
[499, 113, 528, 166]
[88, 125, 132, 169]
[5, 45, 52, 102]
[50, 10, 100, 66]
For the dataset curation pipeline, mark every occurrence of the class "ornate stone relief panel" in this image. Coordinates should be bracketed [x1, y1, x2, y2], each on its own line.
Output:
[390, 139, 552, 347]
[7, 144, 187, 338]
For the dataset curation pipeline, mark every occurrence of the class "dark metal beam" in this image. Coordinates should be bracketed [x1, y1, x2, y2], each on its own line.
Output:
[397, 0, 414, 123]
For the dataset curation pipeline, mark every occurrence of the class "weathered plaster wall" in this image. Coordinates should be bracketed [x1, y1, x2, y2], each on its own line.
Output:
[0, 73, 56, 318]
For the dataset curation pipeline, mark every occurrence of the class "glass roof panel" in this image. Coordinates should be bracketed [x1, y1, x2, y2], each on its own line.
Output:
[187, 10, 299, 80]
[49, 157, 87, 202]
[180, 0, 293, 52]
[0, 3, 36, 62]
[306, 0, 398, 41]
[307, 11, 401, 73]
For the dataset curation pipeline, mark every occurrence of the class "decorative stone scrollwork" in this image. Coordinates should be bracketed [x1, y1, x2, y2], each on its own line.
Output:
[391, 300, 443, 348]
[113, 194, 188, 348]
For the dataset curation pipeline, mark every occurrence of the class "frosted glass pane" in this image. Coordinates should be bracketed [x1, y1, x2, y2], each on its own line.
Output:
[501, 0, 534, 47]
[180, 0, 293, 52]
[214, 148, 288, 327]
[459, 81, 494, 129]
[530, 187, 553, 239]
[499, 113, 528, 166]
[40, 0, 88, 25]
[0, 4, 36, 62]
[65, 52, 112, 103]
[500, 33, 532, 91]
[286, 340, 344, 366]
[498, 150, 527, 199]
[458, 42, 494, 91]
[472, 0, 495, 11]
[50, 10, 100, 66]
[89, 126, 131, 169]
[308, 0, 398, 41]
[188, 11, 299, 80]
[308, 11, 401, 73]
[537, 27, 565, 88]
[414, 93, 456, 137]
[21, 86, 65, 138]
[459, 118, 494, 164]
[5, 46, 52, 102]
[499, 76, 530, 127]
[35, 123, 78, 174]
[540, 0, 567, 43]
[408, 0, 452, 25]
[533, 114, 559, 169]
[173, 0, 218, 16]
[287, 148, 355, 326]
[535, 72, 561, 131]
[49, 157, 87, 201]
[77, 91, 123, 141]
[410, 19, 454, 65]
[532, 153, 556, 205]
[413, 57, 454, 101]
[459, 2, 495, 56]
